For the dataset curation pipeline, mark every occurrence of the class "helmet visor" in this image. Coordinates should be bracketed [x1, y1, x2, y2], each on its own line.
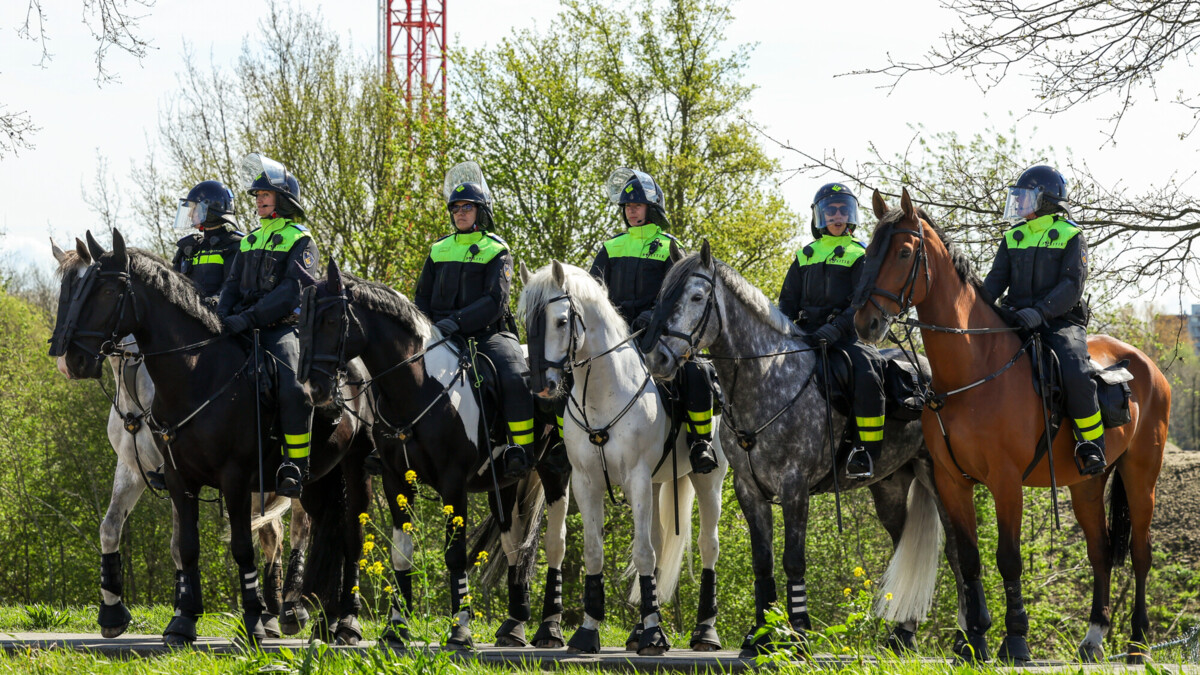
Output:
[241, 153, 290, 192]
[606, 168, 662, 206]
[1003, 186, 1041, 223]
[813, 194, 859, 233]
[173, 200, 208, 230]
[443, 161, 491, 203]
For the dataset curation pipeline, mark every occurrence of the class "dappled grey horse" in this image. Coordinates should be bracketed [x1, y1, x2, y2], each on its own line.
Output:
[644, 242, 957, 657]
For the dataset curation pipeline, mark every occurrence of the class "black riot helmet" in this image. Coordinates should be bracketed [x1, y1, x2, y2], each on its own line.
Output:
[173, 180, 237, 230]
[241, 153, 305, 221]
[810, 183, 860, 239]
[606, 168, 669, 228]
[443, 161, 495, 231]
[1004, 165, 1068, 223]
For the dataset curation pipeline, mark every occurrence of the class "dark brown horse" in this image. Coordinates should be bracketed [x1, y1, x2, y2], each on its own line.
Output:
[853, 188, 1169, 664]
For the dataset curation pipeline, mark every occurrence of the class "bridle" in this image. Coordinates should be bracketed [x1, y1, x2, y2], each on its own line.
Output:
[855, 218, 931, 324]
[527, 293, 586, 393]
[51, 263, 142, 361]
[657, 270, 723, 361]
[297, 284, 357, 386]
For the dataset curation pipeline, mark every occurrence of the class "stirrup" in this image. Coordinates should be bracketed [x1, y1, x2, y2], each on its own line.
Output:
[689, 440, 718, 475]
[1074, 441, 1106, 476]
[845, 446, 874, 479]
[276, 462, 304, 497]
[501, 444, 532, 479]
[147, 465, 167, 491]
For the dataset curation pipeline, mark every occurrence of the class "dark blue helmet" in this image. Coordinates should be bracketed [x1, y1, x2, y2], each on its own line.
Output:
[245, 154, 304, 220]
[447, 181, 495, 230]
[174, 180, 237, 230]
[1004, 165, 1067, 222]
[810, 183, 860, 239]
[609, 169, 668, 227]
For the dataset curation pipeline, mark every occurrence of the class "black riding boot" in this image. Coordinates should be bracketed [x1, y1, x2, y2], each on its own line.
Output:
[277, 457, 308, 498]
[1075, 436, 1107, 476]
[689, 438, 718, 475]
[501, 444, 533, 480]
[846, 440, 880, 479]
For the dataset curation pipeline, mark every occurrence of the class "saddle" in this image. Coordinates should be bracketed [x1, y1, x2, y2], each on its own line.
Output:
[814, 346, 926, 424]
[1029, 342, 1134, 432]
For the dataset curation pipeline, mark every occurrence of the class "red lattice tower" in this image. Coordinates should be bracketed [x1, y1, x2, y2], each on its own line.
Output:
[380, 0, 448, 104]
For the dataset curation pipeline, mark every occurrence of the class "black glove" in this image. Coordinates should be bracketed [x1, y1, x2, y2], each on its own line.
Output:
[434, 318, 459, 336]
[810, 323, 842, 345]
[223, 313, 252, 334]
[1015, 307, 1044, 330]
[633, 310, 654, 331]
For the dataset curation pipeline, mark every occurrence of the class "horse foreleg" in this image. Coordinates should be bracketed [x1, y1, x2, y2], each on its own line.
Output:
[627, 470, 669, 656]
[1068, 473, 1113, 662]
[779, 476, 812, 651]
[565, 469, 605, 654]
[732, 470, 776, 658]
[935, 468, 990, 662]
[253, 498, 284, 638]
[162, 488, 203, 646]
[992, 477, 1031, 664]
[688, 465, 725, 651]
[225, 486, 267, 644]
[97, 460, 145, 638]
[332, 465, 368, 647]
[532, 469, 570, 648]
[494, 482, 531, 648]
[280, 497, 311, 635]
[443, 490, 473, 650]
[380, 468, 415, 650]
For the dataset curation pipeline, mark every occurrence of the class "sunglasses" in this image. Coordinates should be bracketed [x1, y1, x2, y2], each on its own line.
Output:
[823, 205, 850, 216]
[449, 204, 477, 214]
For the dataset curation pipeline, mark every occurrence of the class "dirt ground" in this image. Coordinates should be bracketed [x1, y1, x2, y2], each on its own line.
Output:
[1150, 442, 1200, 567]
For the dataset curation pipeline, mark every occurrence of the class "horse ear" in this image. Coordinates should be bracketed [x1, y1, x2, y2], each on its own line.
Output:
[328, 259, 344, 294]
[75, 238, 91, 264]
[900, 187, 916, 220]
[872, 189, 889, 220]
[50, 237, 66, 264]
[552, 260, 565, 287]
[519, 260, 531, 285]
[85, 230, 106, 260]
[700, 239, 713, 268]
[296, 263, 318, 288]
[111, 229, 127, 266]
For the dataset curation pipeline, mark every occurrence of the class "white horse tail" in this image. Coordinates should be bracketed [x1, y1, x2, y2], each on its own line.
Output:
[221, 493, 292, 543]
[628, 474, 695, 606]
[874, 473, 943, 623]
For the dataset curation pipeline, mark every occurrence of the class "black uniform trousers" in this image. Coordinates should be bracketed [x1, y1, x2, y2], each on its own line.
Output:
[474, 331, 536, 446]
[831, 335, 886, 445]
[1039, 321, 1101, 426]
[261, 324, 314, 460]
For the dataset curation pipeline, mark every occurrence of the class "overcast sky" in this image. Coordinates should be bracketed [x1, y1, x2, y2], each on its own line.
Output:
[2, 0, 1196, 308]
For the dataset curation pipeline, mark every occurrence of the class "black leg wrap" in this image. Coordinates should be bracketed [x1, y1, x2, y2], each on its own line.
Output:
[753, 576, 776, 626]
[952, 629, 991, 663]
[638, 622, 671, 655]
[100, 552, 124, 598]
[263, 561, 283, 616]
[163, 614, 199, 646]
[997, 634, 1031, 664]
[625, 623, 644, 651]
[541, 567, 564, 620]
[396, 570, 415, 614]
[531, 619, 565, 649]
[446, 622, 474, 650]
[173, 569, 203, 617]
[566, 626, 602, 654]
[335, 615, 363, 646]
[380, 615, 410, 651]
[239, 568, 265, 617]
[963, 579, 992, 635]
[582, 573, 605, 622]
[638, 575, 660, 621]
[280, 549, 308, 635]
[495, 618, 529, 647]
[786, 577, 810, 632]
[739, 625, 774, 658]
[450, 571, 470, 615]
[507, 566, 531, 622]
[697, 568, 718, 623]
[886, 626, 917, 654]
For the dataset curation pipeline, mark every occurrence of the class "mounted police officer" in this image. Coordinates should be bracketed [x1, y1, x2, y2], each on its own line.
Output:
[414, 161, 534, 479]
[171, 180, 244, 299]
[591, 168, 718, 475]
[983, 165, 1105, 476]
[217, 153, 321, 498]
[779, 183, 887, 479]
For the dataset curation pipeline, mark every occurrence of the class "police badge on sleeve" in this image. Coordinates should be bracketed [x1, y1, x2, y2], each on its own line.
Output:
[303, 249, 315, 269]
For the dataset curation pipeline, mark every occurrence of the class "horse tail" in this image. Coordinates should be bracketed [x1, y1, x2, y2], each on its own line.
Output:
[874, 472, 943, 623]
[300, 465, 348, 619]
[1108, 470, 1131, 567]
[219, 493, 291, 543]
[628, 474, 695, 606]
[470, 471, 547, 590]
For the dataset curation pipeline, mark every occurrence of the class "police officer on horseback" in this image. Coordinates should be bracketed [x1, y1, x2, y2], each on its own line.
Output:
[414, 161, 534, 480]
[171, 180, 245, 299]
[984, 165, 1106, 476]
[217, 153, 321, 498]
[591, 168, 719, 475]
[779, 183, 887, 479]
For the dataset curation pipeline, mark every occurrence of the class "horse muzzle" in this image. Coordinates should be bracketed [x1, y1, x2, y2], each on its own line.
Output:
[645, 342, 681, 380]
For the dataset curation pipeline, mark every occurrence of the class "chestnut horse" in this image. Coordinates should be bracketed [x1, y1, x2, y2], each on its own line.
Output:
[853, 189, 1168, 664]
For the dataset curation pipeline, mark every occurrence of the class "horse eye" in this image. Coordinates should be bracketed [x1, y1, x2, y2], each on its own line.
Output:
[556, 317, 568, 328]
[690, 293, 703, 303]
[898, 248, 912, 260]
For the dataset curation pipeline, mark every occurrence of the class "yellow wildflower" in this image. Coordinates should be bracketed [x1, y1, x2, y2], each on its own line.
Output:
[452, 516, 464, 529]
[843, 587, 852, 597]
[396, 494, 408, 509]
[402, 522, 414, 533]
[370, 561, 385, 576]
[885, 592, 894, 602]
[365, 534, 375, 542]
[463, 595, 473, 606]
[476, 551, 489, 564]
[384, 585, 394, 594]
[853, 566, 864, 578]
[351, 585, 360, 595]
[442, 504, 454, 516]
[362, 541, 376, 554]
[863, 578, 872, 588]
[475, 611, 482, 619]
[358, 512, 371, 525]
[358, 558, 368, 570]
[405, 470, 417, 484]
[842, 646, 850, 654]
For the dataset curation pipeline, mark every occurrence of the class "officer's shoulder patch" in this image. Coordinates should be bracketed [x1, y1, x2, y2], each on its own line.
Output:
[485, 232, 509, 247]
[660, 231, 679, 242]
[302, 249, 316, 269]
[851, 239, 867, 249]
[290, 223, 309, 232]
[230, 230, 246, 238]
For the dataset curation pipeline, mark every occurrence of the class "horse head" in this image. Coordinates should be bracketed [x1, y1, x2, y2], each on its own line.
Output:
[518, 260, 589, 399]
[298, 258, 363, 406]
[644, 239, 722, 380]
[853, 187, 932, 344]
[52, 229, 137, 380]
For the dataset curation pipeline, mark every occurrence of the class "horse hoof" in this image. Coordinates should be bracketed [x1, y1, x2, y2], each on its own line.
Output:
[445, 624, 474, 651]
[335, 615, 363, 646]
[1077, 641, 1104, 663]
[689, 624, 721, 651]
[886, 626, 917, 654]
[162, 615, 198, 646]
[280, 604, 309, 635]
[494, 618, 529, 648]
[1125, 644, 1148, 665]
[952, 630, 990, 663]
[637, 624, 670, 655]
[625, 622, 644, 651]
[996, 635, 1031, 665]
[98, 601, 132, 638]
[242, 613, 268, 643]
[738, 625, 772, 658]
[566, 626, 601, 654]
[263, 614, 281, 638]
[531, 620, 565, 649]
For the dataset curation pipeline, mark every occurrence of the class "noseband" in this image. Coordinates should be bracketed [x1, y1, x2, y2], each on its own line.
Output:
[297, 284, 357, 385]
[659, 271, 722, 360]
[859, 221, 930, 322]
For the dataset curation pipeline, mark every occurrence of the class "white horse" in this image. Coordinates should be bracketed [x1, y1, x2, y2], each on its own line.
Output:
[519, 261, 728, 656]
[51, 238, 311, 638]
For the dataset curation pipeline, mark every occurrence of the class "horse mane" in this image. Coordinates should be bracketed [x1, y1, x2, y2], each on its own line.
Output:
[344, 274, 431, 341]
[126, 249, 224, 333]
[518, 264, 630, 339]
[54, 250, 85, 277]
[875, 206, 985, 291]
[661, 254, 799, 337]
